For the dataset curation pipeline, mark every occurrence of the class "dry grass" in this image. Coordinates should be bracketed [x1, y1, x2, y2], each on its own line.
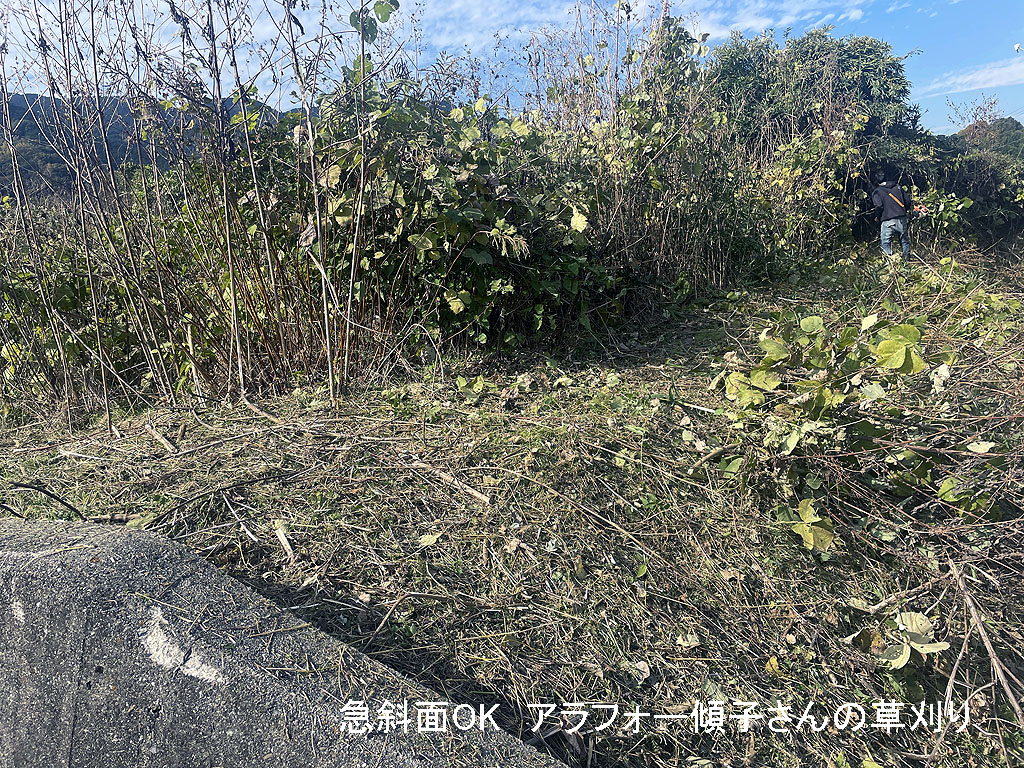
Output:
[2, 261, 1023, 768]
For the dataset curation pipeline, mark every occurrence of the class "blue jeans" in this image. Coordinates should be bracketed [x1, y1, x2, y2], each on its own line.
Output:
[880, 216, 910, 259]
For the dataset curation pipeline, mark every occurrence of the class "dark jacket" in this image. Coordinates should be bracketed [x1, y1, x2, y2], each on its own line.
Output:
[872, 181, 912, 222]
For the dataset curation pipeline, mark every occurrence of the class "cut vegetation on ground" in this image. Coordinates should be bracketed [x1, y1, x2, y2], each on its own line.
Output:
[3, 252, 1022, 768]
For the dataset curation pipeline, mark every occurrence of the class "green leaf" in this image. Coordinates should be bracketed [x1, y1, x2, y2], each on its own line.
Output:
[965, 440, 996, 454]
[749, 368, 781, 391]
[781, 429, 801, 455]
[899, 349, 927, 375]
[937, 476, 961, 502]
[446, 289, 472, 315]
[797, 497, 821, 523]
[889, 324, 921, 344]
[349, 11, 378, 42]
[861, 313, 879, 331]
[409, 233, 433, 252]
[860, 382, 886, 401]
[465, 249, 492, 265]
[799, 316, 824, 334]
[739, 388, 765, 406]
[907, 635, 949, 655]
[879, 642, 912, 670]
[837, 326, 860, 349]
[842, 627, 878, 651]
[759, 337, 790, 363]
[789, 499, 834, 552]
[510, 119, 530, 137]
[570, 208, 588, 233]
[874, 339, 906, 370]
[720, 456, 743, 478]
[897, 612, 933, 636]
[373, 0, 396, 22]
[792, 519, 835, 552]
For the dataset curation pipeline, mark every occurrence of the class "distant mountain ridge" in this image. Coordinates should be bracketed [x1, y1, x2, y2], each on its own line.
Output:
[1, 92, 282, 193]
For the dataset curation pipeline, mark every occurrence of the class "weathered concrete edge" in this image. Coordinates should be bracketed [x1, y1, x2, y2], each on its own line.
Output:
[0, 518, 562, 768]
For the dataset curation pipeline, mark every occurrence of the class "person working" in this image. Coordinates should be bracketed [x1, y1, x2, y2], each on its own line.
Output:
[871, 170, 912, 260]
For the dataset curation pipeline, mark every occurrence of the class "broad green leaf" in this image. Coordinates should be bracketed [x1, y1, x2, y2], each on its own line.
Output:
[879, 642, 912, 670]
[797, 497, 821, 523]
[889, 324, 921, 344]
[860, 382, 885, 400]
[897, 612, 933, 636]
[409, 233, 433, 252]
[966, 440, 996, 454]
[792, 519, 835, 551]
[874, 339, 906, 369]
[799, 316, 824, 334]
[781, 429, 801, 455]
[899, 349, 927, 375]
[736, 387, 765, 406]
[446, 289, 471, 315]
[373, 0, 396, 22]
[571, 209, 588, 233]
[465, 249, 492, 265]
[937, 476, 960, 502]
[720, 456, 743, 478]
[759, 337, 790, 362]
[907, 635, 949, 655]
[749, 368, 781, 391]
[348, 11, 378, 42]
[837, 326, 859, 349]
[843, 627, 878, 651]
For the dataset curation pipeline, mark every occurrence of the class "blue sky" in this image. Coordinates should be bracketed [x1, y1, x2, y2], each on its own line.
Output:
[400, 0, 1024, 134]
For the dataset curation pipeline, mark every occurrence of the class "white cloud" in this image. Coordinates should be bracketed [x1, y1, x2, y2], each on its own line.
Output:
[671, 0, 874, 40]
[920, 57, 1024, 96]
[336, 0, 883, 59]
[404, 0, 577, 54]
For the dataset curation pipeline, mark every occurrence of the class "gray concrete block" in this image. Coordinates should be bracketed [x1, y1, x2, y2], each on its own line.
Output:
[0, 519, 560, 768]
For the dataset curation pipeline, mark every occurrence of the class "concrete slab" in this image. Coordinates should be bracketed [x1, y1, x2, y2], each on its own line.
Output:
[0, 519, 561, 768]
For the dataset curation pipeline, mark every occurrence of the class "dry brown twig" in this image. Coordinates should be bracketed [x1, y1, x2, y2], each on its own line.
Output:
[948, 558, 1024, 728]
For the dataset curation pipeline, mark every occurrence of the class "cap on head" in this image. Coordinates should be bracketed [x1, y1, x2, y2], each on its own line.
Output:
[873, 170, 887, 185]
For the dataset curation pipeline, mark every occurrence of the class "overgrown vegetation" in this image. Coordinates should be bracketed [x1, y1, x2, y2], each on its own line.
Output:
[2, 1, 1023, 412]
[1, 2, 1023, 768]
